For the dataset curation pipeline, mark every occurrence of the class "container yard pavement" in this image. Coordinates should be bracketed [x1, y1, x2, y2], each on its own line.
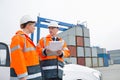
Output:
[94, 64, 120, 80]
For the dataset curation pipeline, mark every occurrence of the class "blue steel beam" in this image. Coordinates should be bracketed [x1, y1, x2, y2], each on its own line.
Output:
[36, 16, 40, 43]
[36, 24, 68, 31]
[32, 16, 76, 43]
[39, 17, 76, 28]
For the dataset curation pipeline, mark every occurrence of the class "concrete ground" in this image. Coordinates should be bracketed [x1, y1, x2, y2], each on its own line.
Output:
[94, 64, 120, 80]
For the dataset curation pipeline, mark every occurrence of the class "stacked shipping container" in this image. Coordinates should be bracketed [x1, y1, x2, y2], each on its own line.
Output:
[58, 25, 108, 67]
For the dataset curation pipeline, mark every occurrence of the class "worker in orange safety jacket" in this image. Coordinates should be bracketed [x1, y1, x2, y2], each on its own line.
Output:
[10, 15, 42, 80]
[37, 21, 70, 80]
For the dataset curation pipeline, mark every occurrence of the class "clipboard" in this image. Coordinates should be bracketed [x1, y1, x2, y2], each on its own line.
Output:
[46, 41, 64, 51]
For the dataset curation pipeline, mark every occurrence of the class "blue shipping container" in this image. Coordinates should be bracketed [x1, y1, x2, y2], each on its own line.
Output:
[97, 54, 109, 67]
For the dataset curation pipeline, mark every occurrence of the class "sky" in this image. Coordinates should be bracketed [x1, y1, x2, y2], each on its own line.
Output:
[0, 0, 120, 51]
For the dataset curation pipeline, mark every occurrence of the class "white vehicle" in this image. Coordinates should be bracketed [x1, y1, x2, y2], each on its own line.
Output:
[0, 42, 10, 80]
[0, 42, 102, 80]
[63, 63, 102, 80]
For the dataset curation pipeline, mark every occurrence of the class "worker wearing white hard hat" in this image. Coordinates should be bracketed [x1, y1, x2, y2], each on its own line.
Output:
[37, 21, 70, 80]
[10, 15, 42, 80]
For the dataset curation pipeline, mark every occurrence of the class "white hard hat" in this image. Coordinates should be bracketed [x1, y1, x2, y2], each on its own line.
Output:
[20, 15, 35, 25]
[48, 21, 59, 27]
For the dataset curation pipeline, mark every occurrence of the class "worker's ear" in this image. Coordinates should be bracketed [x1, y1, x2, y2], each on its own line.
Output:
[0, 42, 10, 67]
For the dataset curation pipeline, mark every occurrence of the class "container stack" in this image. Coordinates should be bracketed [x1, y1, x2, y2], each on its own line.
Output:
[97, 47, 109, 67]
[58, 25, 92, 67]
[58, 25, 109, 67]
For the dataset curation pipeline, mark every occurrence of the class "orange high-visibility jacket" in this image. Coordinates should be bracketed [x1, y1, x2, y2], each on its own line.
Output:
[37, 34, 70, 62]
[10, 30, 41, 79]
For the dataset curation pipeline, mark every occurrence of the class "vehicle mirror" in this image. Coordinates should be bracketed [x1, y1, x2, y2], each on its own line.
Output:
[0, 42, 10, 67]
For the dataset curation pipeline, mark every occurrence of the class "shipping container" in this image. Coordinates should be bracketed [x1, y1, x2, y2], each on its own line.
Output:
[77, 57, 85, 66]
[85, 57, 92, 67]
[61, 35, 76, 45]
[91, 47, 98, 57]
[98, 54, 109, 67]
[98, 58, 104, 67]
[69, 57, 77, 64]
[92, 57, 98, 67]
[67, 45, 77, 57]
[58, 26, 83, 37]
[84, 47, 91, 57]
[97, 48, 106, 53]
[84, 38, 90, 47]
[75, 26, 83, 36]
[83, 27, 90, 37]
[76, 36, 84, 46]
[77, 47, 84, 57]
[64, 58, 71, 63]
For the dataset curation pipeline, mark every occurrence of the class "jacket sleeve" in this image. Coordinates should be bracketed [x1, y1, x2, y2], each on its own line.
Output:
[36, 37, 46, 57]
[62, 41, 70, 58]
[10, 36, 28, 78]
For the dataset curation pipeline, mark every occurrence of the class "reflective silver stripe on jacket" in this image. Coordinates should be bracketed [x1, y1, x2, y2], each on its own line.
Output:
[10, 72, 41, 80]
[23, 47, 36, 52]
[11, 45, 21, 52]
[42, 65, 63, 71]
[18, 72, 28, 79]
[27, 72, 41, 79]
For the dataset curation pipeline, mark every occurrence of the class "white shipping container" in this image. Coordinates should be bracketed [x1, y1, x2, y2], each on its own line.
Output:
[58, 26, 83, 37]
[64, 58, 71, 63]
[91, 47, 98, 57]
[97, 48, 106, 53]
[98, 58, 104, 67]
[77, 47, 84, 57]
[85, 58, 92, 67]
[84, 38, 90, 47]
[69, 57, 77, 64]
[92, 57, 98, 67]
[85, 47, 91, 57]
[75, 26, 83, 36]
[83, 27, 90, 37]
[61, 35, 76, 45]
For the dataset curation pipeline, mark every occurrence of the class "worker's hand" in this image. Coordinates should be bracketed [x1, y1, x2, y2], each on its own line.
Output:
[46, 49, 53, 54]
[19, 77, 26, 80]
[56, 50, 63, 56]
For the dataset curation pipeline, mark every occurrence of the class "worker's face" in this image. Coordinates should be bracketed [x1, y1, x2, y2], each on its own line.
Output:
[26, 23, 35, 33]
[48, 27, 59, 36]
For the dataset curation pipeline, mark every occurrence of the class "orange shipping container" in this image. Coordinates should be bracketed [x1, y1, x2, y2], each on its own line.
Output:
[67, 45, 77, 57]
[76, 36, 84, 47]
[77, 57, 85, 66]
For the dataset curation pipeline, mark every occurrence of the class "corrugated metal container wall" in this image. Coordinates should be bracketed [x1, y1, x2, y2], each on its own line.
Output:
[92, 57, 98, 67]
[77, 47, 84, 57]
[98, 58, 104, 67]
[75, 26, 83, 36]
[69, 57, 77, 64]
[83, 27, 90, 37]
[97, 48, 106, 53]
[98, 54, 109, 67]
[64, 58, 70, 63]
[67, 45, 77, 57]
[91, 47, 98, 57]
[84, 38, 90, 47]
[76, 36, 84, 46]
[84, 47, 91, 57]
[58, 26, 83, 37]
[104, 58, 109, 67]
[85, 57, 92, 67]
[62, 35, 76, 46]
[77, 57, 85, 66]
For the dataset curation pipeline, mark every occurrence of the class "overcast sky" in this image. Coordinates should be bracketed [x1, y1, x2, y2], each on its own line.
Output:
[0, 0, 120, 50]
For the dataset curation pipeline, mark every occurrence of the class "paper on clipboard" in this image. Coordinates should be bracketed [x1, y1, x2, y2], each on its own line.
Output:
[46, 41, 64, 51]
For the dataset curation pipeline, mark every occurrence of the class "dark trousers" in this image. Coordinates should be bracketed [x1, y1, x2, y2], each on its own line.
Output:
[45, 78, 62, 80]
